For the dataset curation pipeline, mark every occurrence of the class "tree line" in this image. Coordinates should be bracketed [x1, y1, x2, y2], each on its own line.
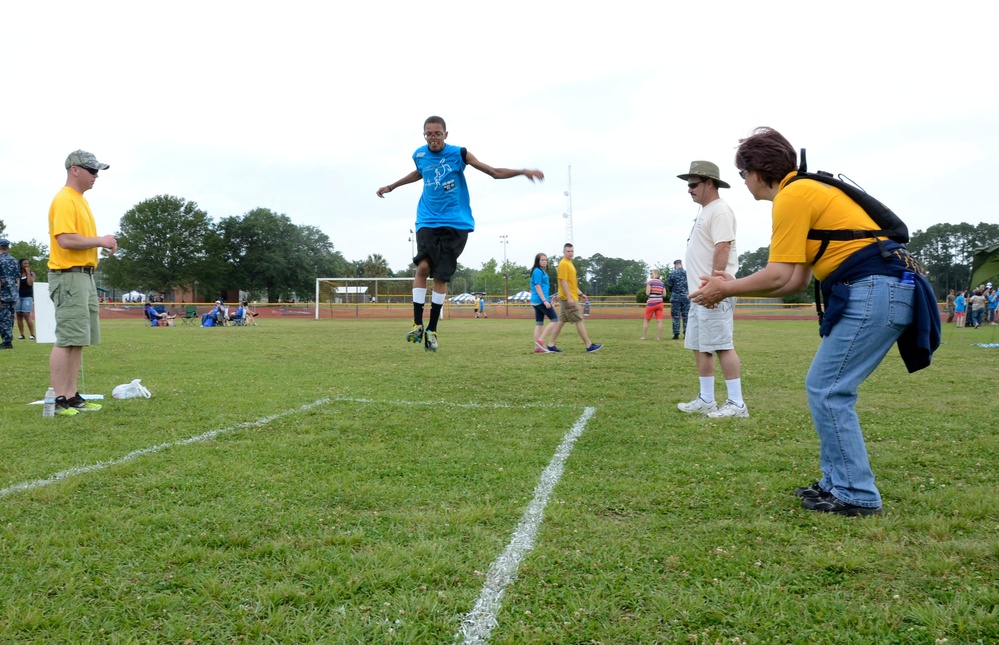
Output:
[4, 209, 997, 303]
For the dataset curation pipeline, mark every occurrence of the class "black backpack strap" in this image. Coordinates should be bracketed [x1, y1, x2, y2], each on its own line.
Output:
[814, 279, 823, 326]
[807, 229, 893, 262]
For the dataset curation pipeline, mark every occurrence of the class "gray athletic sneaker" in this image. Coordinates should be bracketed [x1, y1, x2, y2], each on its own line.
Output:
[707, 400, 749, 419]
[677, 396, 717, 414]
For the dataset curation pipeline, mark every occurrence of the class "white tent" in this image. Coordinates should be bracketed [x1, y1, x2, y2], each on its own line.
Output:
[508, 290, 531, 302]
[449, 292, 476, 303]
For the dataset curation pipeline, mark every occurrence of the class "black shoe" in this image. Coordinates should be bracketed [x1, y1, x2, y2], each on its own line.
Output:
[66, 394, 103, 411]
[794, 481, 825, 498]
[0, 342, 12, 350]
[672, 334, 679, 340]
[801, 491, 882, 516]
[18, 335, 25, 340]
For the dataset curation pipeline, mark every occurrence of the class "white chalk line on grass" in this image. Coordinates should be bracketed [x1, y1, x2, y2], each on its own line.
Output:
[3, 396, 574, 500]
[331, 396, 577, 410]
[455, 406, 597, 645]
[0, 398, 330, 499]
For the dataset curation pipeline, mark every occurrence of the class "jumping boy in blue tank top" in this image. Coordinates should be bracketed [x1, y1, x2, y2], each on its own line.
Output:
[377, 116, 544, 352]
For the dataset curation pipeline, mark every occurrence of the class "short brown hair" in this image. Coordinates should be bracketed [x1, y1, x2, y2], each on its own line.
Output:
[424, 115, 446, 131]
[735, 127, 797, 187]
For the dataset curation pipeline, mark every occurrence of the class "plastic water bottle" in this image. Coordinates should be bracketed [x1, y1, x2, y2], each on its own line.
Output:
[900, 271, 915, 285]
[43, 387, 56, 418]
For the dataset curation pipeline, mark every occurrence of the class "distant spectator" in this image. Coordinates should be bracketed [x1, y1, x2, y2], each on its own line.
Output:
[546, 242, 602, 353]
[944, 288, 956, 324]
[0, 239, 18, 349]
[144, 302, 175, 326]
[954, 290, 966, 328]
[529, 252, 557, 353]
[641, 269, 666, 341]
[228, 301, 258, 326]
[666, 259, 689, 340]
[969, 289, 986, 329]
[202, 300, 226, 327]
[987, 286, 997, 324]
[15, 257, 37, 341]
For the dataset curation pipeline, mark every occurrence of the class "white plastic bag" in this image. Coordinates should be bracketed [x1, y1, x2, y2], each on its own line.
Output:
[112, 379, 152, 399]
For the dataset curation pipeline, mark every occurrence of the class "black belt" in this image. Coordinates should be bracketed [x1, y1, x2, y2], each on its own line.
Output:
[52, 266, 95, 275]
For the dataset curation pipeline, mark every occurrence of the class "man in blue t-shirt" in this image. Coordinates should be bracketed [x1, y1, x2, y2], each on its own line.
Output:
[377, 116, 544, 352]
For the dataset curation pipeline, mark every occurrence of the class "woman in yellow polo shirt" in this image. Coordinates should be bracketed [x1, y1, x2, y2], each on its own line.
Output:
[691, 127, 939, 517]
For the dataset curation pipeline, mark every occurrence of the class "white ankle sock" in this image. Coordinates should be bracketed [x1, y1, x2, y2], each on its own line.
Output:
[698, 377, 714, 403]
[725, 378, 744, 406]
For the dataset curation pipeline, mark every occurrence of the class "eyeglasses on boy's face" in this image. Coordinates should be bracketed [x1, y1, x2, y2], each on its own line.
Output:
[738, 169, 748, 179]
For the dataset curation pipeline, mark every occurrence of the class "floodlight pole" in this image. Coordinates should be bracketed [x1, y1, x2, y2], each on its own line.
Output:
[500, 235, 509, 316]
[563, 165, 573, 244]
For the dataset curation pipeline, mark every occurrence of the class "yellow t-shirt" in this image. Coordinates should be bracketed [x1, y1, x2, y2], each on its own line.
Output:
[556, 257, 579, 301]
[768, 172, 885, 282]
[48, 186, 98, 270]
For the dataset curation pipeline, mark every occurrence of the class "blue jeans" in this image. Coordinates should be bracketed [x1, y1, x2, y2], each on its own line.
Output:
[805, 274, 914, 508]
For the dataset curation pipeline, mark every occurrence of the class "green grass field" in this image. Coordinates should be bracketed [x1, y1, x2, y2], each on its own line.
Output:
[1, 318, 997, 644]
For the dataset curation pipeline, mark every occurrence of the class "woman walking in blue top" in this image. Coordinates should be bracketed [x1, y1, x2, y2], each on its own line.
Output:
[529, 253, 557, 353]
[954, 290, 966, 328]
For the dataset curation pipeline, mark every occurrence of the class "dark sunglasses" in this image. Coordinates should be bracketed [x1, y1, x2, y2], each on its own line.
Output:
[687, 181, 702, 189]
[77, 166, 99, 175]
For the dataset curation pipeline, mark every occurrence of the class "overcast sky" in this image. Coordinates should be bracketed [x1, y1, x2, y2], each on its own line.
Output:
[2, 1, 997, 278]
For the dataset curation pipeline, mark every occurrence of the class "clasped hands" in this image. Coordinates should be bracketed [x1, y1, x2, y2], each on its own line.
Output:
[688, 271, 735, 309]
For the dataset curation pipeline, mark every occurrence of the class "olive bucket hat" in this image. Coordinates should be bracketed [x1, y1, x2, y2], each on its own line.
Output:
[677, 160, 730, 189]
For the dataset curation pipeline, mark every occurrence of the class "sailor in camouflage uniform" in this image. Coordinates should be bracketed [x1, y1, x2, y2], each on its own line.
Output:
[666, 258, 690, 340]
[0, 238, 20, 349]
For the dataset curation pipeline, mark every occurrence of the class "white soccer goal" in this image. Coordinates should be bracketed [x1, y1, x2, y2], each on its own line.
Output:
[314, 277, 434, 319]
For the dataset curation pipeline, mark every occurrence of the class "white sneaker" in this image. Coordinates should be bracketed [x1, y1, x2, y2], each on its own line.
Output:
[707, 400, 750, 419]
[677, 396, 717, 414]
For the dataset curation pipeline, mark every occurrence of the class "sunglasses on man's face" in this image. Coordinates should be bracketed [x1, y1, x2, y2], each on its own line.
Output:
[77, 166, 99, 176]
[687, 181, 702, 189]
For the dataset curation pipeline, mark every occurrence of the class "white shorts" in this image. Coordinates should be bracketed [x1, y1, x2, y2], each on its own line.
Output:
[684, 298, 736, 354]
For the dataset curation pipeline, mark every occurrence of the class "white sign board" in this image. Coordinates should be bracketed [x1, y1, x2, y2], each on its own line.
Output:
[33, 282, 57, 344]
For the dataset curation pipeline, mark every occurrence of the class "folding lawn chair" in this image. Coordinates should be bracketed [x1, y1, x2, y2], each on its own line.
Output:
[180, 305, 198, 325]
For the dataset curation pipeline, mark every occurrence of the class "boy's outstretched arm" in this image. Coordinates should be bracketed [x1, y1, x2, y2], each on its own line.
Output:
[466, 151, 544, 182]
[377, 170, 423, 197]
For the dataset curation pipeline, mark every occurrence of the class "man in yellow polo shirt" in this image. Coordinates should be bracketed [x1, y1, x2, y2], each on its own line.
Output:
[546, 242, 602, 353]
[47, 150, 118, 416]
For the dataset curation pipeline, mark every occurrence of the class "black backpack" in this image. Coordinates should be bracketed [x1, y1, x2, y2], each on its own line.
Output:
[785, 149, 909, 264]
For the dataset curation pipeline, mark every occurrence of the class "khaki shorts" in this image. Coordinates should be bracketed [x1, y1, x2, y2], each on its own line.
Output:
[49, 271, 100, 347]
[684, 298, 735, 354]
[558, 299, 584, 324]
